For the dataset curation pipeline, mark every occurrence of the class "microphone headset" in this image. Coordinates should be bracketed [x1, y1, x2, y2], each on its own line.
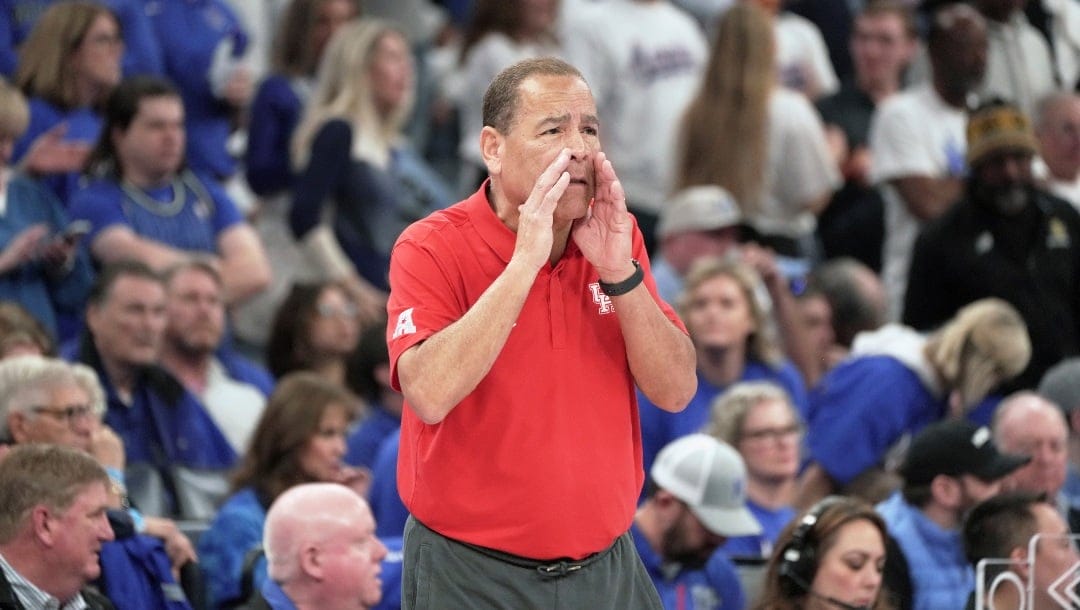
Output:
[777, 496, 872, 610]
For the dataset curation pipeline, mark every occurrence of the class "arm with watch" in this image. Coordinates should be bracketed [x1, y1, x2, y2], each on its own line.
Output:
[572, 152, 697, 414]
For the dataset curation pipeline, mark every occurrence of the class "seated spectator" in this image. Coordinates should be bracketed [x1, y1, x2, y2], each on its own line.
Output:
[265, 281, 361, 386]
[0, 355, 199, 608]
[962, 491, 1077, 610]
[1037, 358, 1080, 514]
[12, 1, 121, 206]
[799, 298, 1031, 508]
[706, 382, 801, 560]
[232, 0, 358, 352]
[71, 76, 270, 306]
[0, 444, 115, 610]
[992, 392, 1071, 516]
[877, 419, 1029, 610]
[69, 261, 236, 519]
[161, 260, 273, 455]
[639, 257, 808, 476]
[754, 495, 890, 610]
[0, 301, 54, 358]
[345, 319, 401, 470]
[198, 372, 368, 608]
[1033, 91, 1080, 209]
[289, 18, 453, 310]
[0, 78, 93, 342]
[240, 483, 393, 610]
[634, 434, 756, 610]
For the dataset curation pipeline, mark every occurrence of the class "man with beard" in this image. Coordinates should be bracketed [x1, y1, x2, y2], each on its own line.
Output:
[876, 419, 1030, 610]
[904, 99, 1080, 390]
[632, 434, 759, 610]
[160, 260, 273, 455]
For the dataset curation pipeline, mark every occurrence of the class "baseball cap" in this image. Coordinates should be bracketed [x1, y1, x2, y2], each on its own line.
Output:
[900, 419, 1031, 486]
[657, 185, 742, 239]
[651, 433, 762, 537]
[966, 101, 1038, 168]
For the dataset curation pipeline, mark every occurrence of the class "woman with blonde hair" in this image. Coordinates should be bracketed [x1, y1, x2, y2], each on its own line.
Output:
[675, 3, 838, 267]
[12, 1, 123, 205]
[798, 298, 1031, 507]
[288, 18, 452, 317]
[639, 256, 808, 475]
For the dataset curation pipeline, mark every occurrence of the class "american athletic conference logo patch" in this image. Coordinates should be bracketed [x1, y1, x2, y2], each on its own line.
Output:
[588, 283, 614, 315]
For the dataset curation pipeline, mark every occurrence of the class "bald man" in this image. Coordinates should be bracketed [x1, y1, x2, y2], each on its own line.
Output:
[993, 392, 1070, 511]
[250, 483, 389, 610]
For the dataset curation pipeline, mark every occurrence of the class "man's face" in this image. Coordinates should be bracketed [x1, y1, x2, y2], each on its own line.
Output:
[850, 13, 915, 89]
[663, 229, 739, 277]
[973, 150, 1036, 216]
[165, 267, 224, 356]
[485, 74, 599, 230]
[1037, 96, 1080, 181]
[956, 474, 1003, 514]
[661, 501, 726, 570]
[114, 95, 185, 184]
[9, 384, 96, 453]
[50, 482, 115, 586]
[87, 275, 167, 370]
[319, 501, 388, 608]
[933, 17, 988, 97]
[1029, 503, 1079, 608]
[999, 404, 1069, 497]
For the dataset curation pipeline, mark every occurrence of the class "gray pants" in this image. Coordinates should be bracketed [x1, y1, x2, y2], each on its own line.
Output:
[402, 516, 663, 610]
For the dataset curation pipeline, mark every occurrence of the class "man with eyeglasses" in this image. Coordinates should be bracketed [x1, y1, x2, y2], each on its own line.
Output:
[876, 419, 1031, 610]
[160, 259, 273, 456]
[631, 434, 758, 610]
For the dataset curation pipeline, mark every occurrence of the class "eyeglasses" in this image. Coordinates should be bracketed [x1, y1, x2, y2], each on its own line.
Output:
[316, 302, 358, 319]
[741, 423, 803, 443]
[31, 404, 95, 423]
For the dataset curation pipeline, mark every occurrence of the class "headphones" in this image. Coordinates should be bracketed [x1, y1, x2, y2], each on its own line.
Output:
[778, 495, 846, 597]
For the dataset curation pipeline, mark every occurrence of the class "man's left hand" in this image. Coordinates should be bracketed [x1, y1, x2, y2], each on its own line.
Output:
[571, 151, 635, 282]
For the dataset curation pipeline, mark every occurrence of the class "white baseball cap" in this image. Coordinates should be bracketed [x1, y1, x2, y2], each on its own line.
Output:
[657, 185, 742, 239]
[650, 433, 762, 537]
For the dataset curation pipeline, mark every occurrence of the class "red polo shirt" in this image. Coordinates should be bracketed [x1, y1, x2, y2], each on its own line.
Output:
[386, 185, 686, 560]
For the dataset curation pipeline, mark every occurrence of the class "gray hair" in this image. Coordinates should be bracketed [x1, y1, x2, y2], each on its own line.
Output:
[0, 356, 104, 440]
[704, 381, 798, 445]
[1038, 358, 1080, 414]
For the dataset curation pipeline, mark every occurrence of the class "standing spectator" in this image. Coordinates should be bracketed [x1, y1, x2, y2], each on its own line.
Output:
[290, 18, 453, 307]
[0, 79, 92, 342]
[676, 2, 838, 271]
[744, 0, 840, 101]
[233, 0, 358, 351]
[452, 0, 563, 193]
[160, 260, 273, 455]
[754, 496, 891, 610]
[562, 0, 708, 253]
[1033, 91, 1080, 208]
[634, 434, 756, 610]
[12, 1, 121, 206]
[815, 0, 918, 271]
[249, 483, 390, 610]
[877, 419, 1029, 610]
[962, 491, 1078, 610]
[872, 3, 987, 320]
[975, 0, 1056, 119]
[706, 382, 802, 560]
[387, 57, 696, 608]
[197, 372, 366, 609]
[70, 261, 236, 519]
[72, 76, 271, 306]
[0, 444, 115, 610]
[904, 100, 1080, 389]
[639, 257, 808, 477]
[265, 281, 360, 386]
[798, 298, 1031, 508]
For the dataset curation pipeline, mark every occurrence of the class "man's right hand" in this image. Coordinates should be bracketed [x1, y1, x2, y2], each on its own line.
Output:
[511, 148, 571, 271]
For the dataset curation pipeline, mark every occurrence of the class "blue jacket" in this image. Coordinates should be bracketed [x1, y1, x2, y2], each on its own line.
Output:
[198, 487, 268, 609]
[98, 521, 193, 610]
[217, 347, 274, 397]
[630, 522, 745, 610]
[244, 75, 305, 197]
[369, 429, 409, 539]
[877, 492, 973, 610]
[345, 405, 399, 470]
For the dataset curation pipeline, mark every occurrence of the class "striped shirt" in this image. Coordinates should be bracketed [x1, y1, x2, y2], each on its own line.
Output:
[0, 551, 88, 610]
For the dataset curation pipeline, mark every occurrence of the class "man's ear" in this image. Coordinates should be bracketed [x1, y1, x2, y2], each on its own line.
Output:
[1009, 545, 1031, 580]
[299, 543, 323, 580]
[7, 411, 30, 444]
[930, 474, 960, 509]
[479, 126, 503, 176]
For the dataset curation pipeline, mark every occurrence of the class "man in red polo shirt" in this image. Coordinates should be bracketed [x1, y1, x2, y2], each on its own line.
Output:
[386, 57, 697, 609]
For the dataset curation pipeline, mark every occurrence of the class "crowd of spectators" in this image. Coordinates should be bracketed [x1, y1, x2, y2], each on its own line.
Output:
[1, 0, 1080, 608]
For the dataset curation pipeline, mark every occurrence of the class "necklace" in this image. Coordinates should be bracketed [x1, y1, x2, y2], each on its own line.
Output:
[120, 175, 186, 217]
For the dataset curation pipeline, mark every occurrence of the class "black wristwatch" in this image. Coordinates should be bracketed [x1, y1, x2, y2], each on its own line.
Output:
[598, 259, 644, 296]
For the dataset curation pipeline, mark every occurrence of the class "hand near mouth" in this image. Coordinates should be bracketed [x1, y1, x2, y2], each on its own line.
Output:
[572, 151, 635, 282]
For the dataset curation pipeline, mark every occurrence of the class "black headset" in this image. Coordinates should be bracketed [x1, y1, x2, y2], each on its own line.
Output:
[778, 495, 847, 597]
